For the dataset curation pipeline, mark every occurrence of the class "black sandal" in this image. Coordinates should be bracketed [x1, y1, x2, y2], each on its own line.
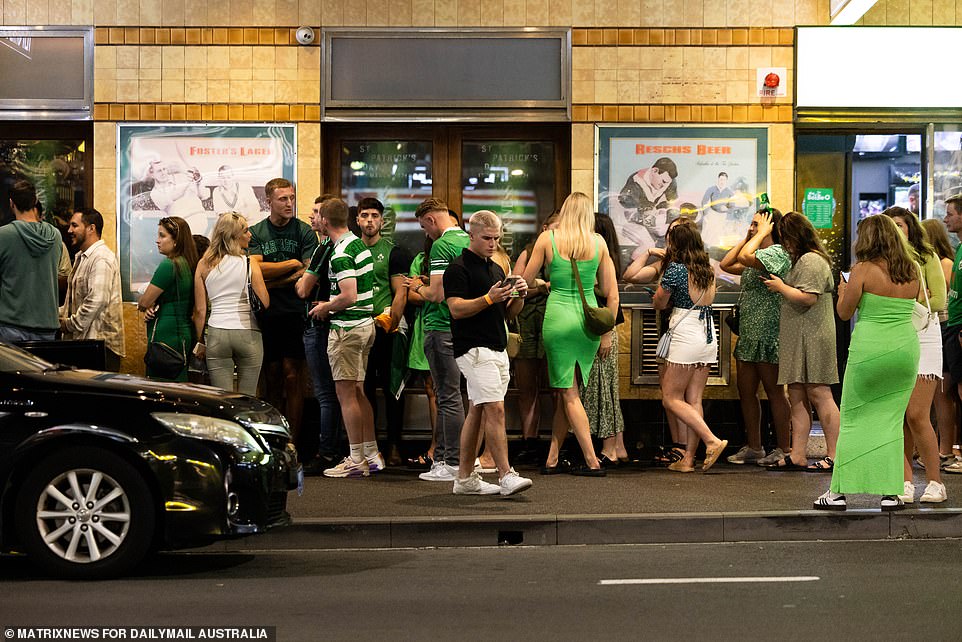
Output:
[805, 456, 834, 472]
[405, 453, 433, 470]
[653, 444, 686, 466]
[764, 455, 806, 471]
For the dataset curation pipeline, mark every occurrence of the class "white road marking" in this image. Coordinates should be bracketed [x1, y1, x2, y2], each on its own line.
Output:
[599, 576, 820, 585]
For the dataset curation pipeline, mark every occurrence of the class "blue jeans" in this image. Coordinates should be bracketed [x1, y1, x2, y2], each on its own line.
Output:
[0, 323, 57, 344]
[425, 330, 465, 466]
[304, 325, 342, 459]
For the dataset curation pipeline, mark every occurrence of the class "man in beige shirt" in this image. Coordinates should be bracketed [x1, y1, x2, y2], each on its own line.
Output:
[59, 208, 126, 371]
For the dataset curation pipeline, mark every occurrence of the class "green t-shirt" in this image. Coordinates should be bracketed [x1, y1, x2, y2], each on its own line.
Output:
[249, 217, 318, 317]
[407, 252, 429, 371]
[328, 232, 375, 329]
[367, 236, 399, 315]
[948, 243, 962, 327]
[424, 226, 471, 332]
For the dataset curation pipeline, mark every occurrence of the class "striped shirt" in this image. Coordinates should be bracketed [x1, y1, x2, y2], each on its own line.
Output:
[328, 232, 375, 329]
[424, 226, 471, 332]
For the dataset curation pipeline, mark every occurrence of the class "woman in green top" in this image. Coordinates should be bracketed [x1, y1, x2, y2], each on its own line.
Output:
[138, 216, 199, 382]
[885, 207, 947, 503]
[724, 208, 793, 466]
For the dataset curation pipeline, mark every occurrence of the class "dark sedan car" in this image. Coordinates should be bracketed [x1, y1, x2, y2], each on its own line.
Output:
[0, 342, 300, 579]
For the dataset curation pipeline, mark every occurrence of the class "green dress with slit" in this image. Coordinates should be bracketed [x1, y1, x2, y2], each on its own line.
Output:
[830, 292, 919, 496]
[542, 232, 601, 388]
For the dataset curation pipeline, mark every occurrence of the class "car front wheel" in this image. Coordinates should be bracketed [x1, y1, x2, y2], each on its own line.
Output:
[15, 447, 156, 579]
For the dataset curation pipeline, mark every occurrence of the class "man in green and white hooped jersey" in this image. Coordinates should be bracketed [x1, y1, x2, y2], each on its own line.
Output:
[410, 197, 471, 482]
[357, 196, 413, 468]
[306, 198, 378, 479]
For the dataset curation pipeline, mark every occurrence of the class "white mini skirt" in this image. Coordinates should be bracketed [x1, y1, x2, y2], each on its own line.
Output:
[918, 314, 943, 379]
[666, 307, 718, 366]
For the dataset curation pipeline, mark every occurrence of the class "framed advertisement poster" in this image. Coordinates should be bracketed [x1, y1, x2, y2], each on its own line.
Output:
[117, 123, 296, 301]
[596, 125, 769, 291]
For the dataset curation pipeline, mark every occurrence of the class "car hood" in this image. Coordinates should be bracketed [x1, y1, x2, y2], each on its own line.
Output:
[13, 368, 271, 416]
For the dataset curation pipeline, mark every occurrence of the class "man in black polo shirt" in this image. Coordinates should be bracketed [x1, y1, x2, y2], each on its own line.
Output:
[444, 210, 533, 496]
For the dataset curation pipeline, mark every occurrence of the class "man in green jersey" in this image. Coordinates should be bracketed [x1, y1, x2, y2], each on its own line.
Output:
[249, 178, 318, 445]
[308, 198, 380, 478]
[411, 198, 471, 482]
[357, 197, 413, 466]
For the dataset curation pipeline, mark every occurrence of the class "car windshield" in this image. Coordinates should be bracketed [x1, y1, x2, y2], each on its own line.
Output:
[0, 342, 55, 373]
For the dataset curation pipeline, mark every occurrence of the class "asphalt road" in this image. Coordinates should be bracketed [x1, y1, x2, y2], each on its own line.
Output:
[2, 540, 961, 641]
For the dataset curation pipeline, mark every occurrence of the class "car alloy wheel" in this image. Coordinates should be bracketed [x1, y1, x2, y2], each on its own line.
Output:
[16, 447, 156, 579]
[34, 468, 132, 564]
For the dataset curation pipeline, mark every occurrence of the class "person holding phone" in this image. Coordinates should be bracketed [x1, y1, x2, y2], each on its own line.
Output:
[721, 208, 792, 466]
[747, 211, 840, 472]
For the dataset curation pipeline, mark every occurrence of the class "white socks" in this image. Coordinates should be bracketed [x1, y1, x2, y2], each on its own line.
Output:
[349, 443, 364, 463]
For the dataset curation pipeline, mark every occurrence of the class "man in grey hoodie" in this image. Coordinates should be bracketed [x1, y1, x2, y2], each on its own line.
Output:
[0, 179, 63, 342]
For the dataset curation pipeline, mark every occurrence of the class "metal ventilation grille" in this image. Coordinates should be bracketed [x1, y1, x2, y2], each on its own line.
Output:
[629, 307, 732, 386]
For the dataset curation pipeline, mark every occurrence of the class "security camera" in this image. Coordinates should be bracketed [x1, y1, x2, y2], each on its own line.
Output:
[295, 26, 315, 46]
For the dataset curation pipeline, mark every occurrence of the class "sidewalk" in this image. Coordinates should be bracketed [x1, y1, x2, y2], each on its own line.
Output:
[206, 461, 962, 552]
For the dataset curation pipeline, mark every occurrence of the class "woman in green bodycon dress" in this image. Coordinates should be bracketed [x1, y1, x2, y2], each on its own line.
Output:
[814, 214, 920, 511]
[522, 192, 619, 476]
[138, 216, 199, 382]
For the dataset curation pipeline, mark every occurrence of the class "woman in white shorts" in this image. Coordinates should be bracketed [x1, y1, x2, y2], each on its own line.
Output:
[653, 220, 728, 472]
[886, 207, 947, 503]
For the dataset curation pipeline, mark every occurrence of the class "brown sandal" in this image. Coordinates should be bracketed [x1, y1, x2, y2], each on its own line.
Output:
[702, 439, 728, 471]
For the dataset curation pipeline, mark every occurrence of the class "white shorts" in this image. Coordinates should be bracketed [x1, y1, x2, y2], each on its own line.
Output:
[918, 314, 943, 379]
[455, 347, 510, 404]
[666, 307, 718, 366]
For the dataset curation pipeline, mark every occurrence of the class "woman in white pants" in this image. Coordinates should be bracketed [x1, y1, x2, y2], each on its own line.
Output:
[193, 212, 270, 395]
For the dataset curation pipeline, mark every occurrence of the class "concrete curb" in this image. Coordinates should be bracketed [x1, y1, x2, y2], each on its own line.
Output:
[201, 508, 962, 552]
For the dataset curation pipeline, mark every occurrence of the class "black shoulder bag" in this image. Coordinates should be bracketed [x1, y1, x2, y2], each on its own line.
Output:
[144, 268, 187, 379]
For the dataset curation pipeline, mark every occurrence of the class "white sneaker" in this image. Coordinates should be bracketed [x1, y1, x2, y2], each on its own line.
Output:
[898, 481, 915, 504]
[499, 469, 533, 496]
[366, 451, 386, 473]
[756, 448, 786, 467]
[452, 472, 501, 495]
[880, 495, 904, 511]
[727, 445, 766, 464]
[323, 456, 370, 478]
[920, 480, 948, 503]
[813, 490, 846, 511]
[419, 461, 458, 482]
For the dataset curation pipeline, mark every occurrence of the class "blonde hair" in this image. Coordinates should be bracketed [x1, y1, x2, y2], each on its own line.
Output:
[554, 192, 595, 260]
[469, 210, 502, 233]
[202, 212, 248, 269]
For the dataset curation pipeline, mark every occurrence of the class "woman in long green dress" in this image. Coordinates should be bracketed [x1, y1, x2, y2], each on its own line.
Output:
[814, 214, 920, 511]
[138, 216, 199, 382]
[522, 192, 620, 476]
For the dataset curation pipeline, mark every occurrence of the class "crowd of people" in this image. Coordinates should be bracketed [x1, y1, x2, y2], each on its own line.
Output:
[5, 173, 962, 506]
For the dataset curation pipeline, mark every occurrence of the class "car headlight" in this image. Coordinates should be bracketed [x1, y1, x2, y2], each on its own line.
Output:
[234, 408, 291, 440]
[152, 412, 265, 454]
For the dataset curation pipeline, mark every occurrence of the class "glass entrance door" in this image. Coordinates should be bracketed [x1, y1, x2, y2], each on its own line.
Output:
[324, 124, 570, 260]
[796, 131, 924, 272]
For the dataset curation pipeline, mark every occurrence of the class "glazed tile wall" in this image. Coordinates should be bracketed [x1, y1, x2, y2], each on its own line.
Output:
[9, 0, 958, 379]
[6, 0, 962, 26]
